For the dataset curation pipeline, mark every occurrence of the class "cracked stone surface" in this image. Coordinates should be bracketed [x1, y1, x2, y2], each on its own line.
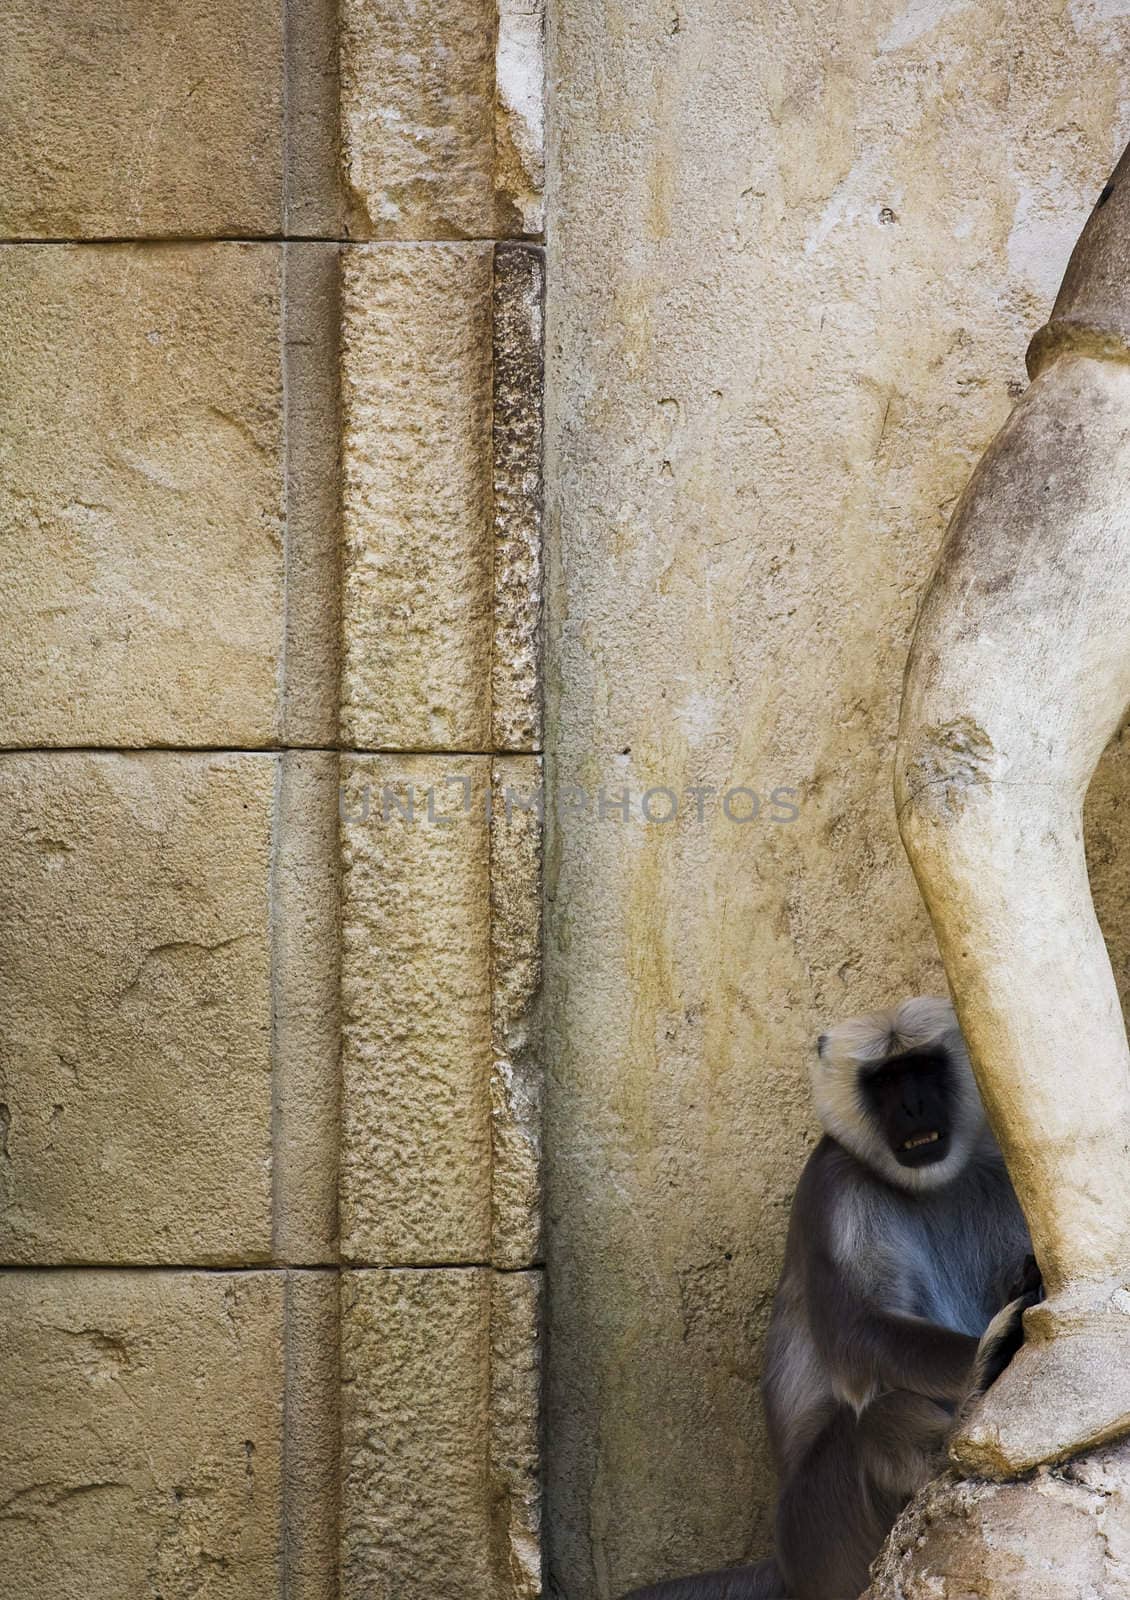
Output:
[865, 1447, 1130, 1600]
[0, 243, 286, 748]
[0, 751, 274, 1265]
[0, 1271, 285, 1600]
[0, 0, 286, 237]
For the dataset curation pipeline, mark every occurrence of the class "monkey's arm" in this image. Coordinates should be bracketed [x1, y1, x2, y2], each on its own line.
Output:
[808, 1250, 978, 1403]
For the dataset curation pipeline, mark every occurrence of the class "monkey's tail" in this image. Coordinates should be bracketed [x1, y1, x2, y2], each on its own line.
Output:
[618, 1556, 789, 1600]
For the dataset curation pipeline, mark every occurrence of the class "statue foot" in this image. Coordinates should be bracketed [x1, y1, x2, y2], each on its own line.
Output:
[950, 1286, 1130, 1479]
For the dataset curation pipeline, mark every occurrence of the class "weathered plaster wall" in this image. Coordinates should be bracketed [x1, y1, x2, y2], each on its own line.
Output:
[544, 4, 1130, 1594]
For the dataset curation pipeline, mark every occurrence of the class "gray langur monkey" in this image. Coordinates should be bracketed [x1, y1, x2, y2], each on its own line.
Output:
[620, 997, 1039, 1600]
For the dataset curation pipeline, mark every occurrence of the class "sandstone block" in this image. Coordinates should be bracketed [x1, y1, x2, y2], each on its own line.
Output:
[281, 243, 344, 748]
[489, 1270, 545, 1600]
[338, 756, 493, 1264]
[285, 0, 345, 239]
[0, 242, 342, 749]
[0, 753, 274, 1263]
[339, 246, 495, 753]
[338, 755, 544, 1269]
[340, 1266, 543, 1599]
[0, 244, 282, 747]
[0, 0, 286, 238]
[283, 1271, 342, 1600]
[339, 245, 545, 755]
[339, 0, 544, 239]
[272, 753, 342, 1264]
[0, 1270, 286, 1600]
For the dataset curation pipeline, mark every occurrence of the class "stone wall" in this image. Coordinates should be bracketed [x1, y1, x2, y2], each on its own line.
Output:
[0, 4, 544, 1597]
[9, 5, 1130, 1600]
[544, 3, 1130, 1596]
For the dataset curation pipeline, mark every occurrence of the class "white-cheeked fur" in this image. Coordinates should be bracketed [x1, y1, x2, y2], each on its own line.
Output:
[810, 996, 985, 1193]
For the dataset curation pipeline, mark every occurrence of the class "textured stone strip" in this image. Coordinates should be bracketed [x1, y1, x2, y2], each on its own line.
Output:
[489, 1269, 545, 1599]
[283, 0, 342, 238]
[492, 247, 546, 753]
[338, 0, 494, 240]
[495, 0, 546, 238]
[271, 752, 341, 1264]
[490, 757, 544, 1267]
[339, 246, 494, 752]
[340, 1269, 494, 1597]
[283, 1270, 341, 1600]
[340, 1267, 543, 1599]
[338, 0, 542, 241]
[0, 1270, 286, 1596]
[338, 756, 492, 1264]
[281, 243, 342, 747]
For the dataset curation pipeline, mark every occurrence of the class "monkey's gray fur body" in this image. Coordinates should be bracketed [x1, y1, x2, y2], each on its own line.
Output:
[620, 999, 1033, 1600]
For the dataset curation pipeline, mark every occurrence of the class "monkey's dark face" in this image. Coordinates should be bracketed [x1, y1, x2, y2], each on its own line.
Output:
[860, 1047, 953, 1169]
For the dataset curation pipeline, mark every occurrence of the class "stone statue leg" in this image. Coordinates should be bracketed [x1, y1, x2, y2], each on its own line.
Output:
[895, 145, 1130, 1476]
[897, 352, 1130, 1475]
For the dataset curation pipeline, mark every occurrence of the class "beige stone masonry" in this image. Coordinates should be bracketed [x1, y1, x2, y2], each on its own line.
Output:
[285, 0, 345, 240]
[339, 0, 544, 240]
[339, 246, 495, 752]
[0, 241, 340, 750]
[0, 1268, 340, 1600]
[0, 0, 543, 244]
[340, 1266, 542, 1600]
[0, 240, 541, 754]
[0, 1270, 285, 1598]
[0, 750, 343, 1267]
[0, 752, 275, 1264]
[338, 756, 494, 1264]
[283, 1270, 343, 1600]
[0, 242, 282, 747]
[281, 243, 344, 748]
[0, 4, 547, 1595]
[272, 752, 343, 1265]
[0, 0, 289, 239]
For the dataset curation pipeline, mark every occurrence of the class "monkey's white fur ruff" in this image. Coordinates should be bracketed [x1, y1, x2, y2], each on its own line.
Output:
[811, 997, 986, 1193]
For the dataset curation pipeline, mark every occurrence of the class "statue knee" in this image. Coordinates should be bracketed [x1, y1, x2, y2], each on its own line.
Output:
[894, 709, 1057, 890]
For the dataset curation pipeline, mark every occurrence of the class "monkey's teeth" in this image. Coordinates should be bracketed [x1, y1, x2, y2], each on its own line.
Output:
[902, 1132, 941, 1150]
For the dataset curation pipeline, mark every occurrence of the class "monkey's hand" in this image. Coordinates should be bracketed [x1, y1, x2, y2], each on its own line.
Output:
[968, 1278, 1044, 1397]
[1006, 1253, 1043, 1305]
